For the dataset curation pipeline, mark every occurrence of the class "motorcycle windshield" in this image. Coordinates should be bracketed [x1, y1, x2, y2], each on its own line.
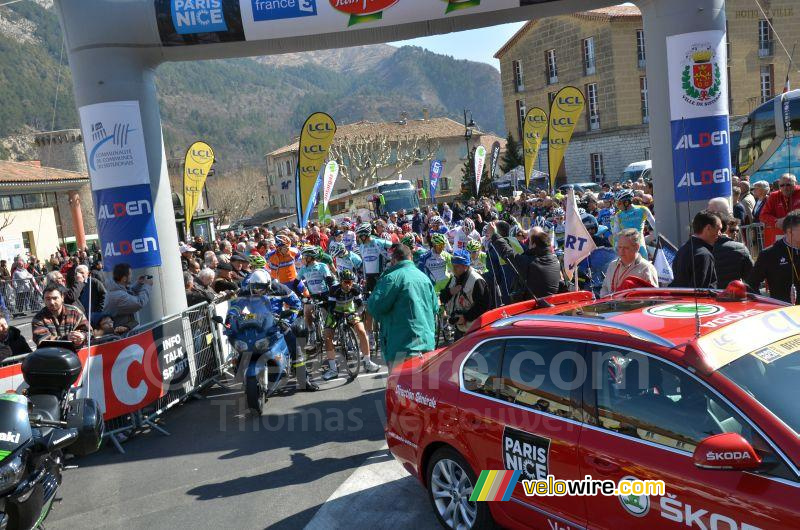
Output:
[233, 297, 275, 331]
[0, 395, 31, 459]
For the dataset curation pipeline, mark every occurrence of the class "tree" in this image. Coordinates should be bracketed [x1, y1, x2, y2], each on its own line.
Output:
[328, 133, 440, 190]
[207, 166, 264, 225]
[460, 150, 492, 200]
[499, 132, 524, 173]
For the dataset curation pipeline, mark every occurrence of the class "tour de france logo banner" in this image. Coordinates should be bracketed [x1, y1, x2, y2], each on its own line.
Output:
[666, 30, 731, 202]
[523, 107, 547, 189]
[79, 100, 161, 270]
[296, 112, 336, 227]
[548, 86, 585, 191]
[183, 141, 215, 230]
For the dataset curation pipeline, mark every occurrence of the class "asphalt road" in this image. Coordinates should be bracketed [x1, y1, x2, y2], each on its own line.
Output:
[47, 369, 439, 530]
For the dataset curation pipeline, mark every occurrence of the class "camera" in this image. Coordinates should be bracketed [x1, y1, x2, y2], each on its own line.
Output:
[447, 314, 461, 325]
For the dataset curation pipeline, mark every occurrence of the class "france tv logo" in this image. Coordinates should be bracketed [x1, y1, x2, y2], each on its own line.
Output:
[171, 0, 228, 35]
[252, 0, 317, 22]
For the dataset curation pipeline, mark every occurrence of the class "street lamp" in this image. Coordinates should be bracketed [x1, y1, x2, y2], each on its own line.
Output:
[464, 109, 476, 195]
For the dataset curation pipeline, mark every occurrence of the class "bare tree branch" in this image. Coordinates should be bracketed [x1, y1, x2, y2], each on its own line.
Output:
[207, 167, 264, 225]
[0, 215, 14, 233]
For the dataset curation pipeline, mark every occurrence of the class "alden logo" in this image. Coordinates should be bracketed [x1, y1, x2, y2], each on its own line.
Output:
[0, 431, 20, 444]
[98, 199, 152, 220]
[674, 130, 728, 149]
[105, 238, 159, 258]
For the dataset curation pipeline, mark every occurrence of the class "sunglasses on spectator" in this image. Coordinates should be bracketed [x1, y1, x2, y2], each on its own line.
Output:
[780, 183, 794, 187]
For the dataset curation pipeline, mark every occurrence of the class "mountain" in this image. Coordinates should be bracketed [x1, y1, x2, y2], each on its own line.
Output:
[0, 3, 504, 167]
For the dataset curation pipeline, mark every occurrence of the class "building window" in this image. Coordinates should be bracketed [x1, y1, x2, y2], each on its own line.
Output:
[644, 148, 651, 160]
[582, 37, 596, 75]
[586, 83, 600, 131]
[640, 76, 649, 124]
[545, 49, 558, 85]
[636, 29, 646, 68]
[759, 19, 773, 57]
[513, 60, 524, 92]
[590, 153, 604, 181]
[760, 65, 774, 103]
[516, 99, 527, 139]
[726, 21, 731, 62]
[548, 91, 557, 109]
[285, 160, 292, 176]
[268, 195, 275, 207]
[441, 177, 450, 191]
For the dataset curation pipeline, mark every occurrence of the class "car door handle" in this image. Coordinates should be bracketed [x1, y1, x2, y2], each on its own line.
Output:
[586, 455, 620, 473]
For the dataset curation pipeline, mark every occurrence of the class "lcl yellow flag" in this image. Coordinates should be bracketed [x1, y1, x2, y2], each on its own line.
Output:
[297, 112, 336, 227]
[547, 86, 585, 191]
[183, 141, 214, 231]
[523, 107, 548, 189]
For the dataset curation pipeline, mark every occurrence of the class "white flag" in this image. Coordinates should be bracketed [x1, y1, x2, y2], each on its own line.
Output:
[564, 187, 596, 281]
[474, 145, 486, 195]
[322, 161, 339, 212]
[654, 247, 674, 286]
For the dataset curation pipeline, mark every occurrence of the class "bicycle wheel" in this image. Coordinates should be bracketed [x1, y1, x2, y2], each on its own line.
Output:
[339, 325, 361, 379]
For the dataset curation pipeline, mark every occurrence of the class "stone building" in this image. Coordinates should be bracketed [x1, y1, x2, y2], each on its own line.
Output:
[264, 114, 505, 218]
[495, 1, 800, 183]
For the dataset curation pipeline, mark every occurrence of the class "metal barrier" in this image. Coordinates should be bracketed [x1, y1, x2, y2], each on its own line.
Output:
[739, 222, 765, 260]
[1, 278, 44, 316]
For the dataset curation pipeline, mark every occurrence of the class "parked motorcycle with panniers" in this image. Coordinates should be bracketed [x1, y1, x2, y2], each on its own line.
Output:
[0, 340, 103, 529]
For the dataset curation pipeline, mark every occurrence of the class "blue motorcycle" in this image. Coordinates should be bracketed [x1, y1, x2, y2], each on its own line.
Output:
[216, 293, 293, 415]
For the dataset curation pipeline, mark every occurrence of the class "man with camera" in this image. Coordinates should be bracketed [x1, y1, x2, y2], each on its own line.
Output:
[440, 249, 491, 340]
[103, 263, 153, 332]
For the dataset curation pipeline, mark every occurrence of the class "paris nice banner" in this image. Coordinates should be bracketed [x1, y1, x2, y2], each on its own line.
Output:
[667, 30, 732, 202]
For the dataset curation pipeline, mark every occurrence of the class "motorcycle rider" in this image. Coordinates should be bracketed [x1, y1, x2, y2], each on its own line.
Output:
[325, 270, 380, 373]
[227, 268, 318, 391]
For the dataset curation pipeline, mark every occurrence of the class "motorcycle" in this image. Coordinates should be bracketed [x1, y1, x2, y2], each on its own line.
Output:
[215, 292, 296, 415]
[0, 341, 103, 529]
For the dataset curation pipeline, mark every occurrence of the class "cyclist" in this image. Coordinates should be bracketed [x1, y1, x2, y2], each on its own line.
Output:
[297, 246, 338, 380]
[329, 242, 363, 278]
[466, 239, 488, 274]
[340, 219, 357, 251]
[452, 218, 480, 251]
[418, 232, 453, 295]
[240, 253, 269, 287]
[356, 222, 393, 351]
[268, 235, 303, 295]
[325, 269, 380, 374]
[611, 189, 656, 258]
[400, 233, 426, 263]
[229, 269, 318, 391]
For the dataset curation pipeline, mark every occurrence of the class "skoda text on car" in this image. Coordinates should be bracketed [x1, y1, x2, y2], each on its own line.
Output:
[385, 283, 800, 530]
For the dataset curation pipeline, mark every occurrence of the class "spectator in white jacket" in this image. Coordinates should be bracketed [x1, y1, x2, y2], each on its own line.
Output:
[103, 263, 152, 331]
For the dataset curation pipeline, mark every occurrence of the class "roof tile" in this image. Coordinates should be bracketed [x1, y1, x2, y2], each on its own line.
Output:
[0, 160, 88, 184]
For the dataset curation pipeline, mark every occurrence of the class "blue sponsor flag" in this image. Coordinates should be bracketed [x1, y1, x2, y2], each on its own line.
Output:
[93, 184, 161, 270]
[671, 115, 732, 202]
[429, 159, 444, 199]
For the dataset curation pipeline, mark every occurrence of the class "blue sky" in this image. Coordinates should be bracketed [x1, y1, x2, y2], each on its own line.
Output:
[390, 22, 526, 70]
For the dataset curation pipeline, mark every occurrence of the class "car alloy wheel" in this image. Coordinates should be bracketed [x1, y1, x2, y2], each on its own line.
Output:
[430, 457, 478, 529]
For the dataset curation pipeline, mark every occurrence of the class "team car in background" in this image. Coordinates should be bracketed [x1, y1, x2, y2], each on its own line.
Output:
[386, 283, 800, 530]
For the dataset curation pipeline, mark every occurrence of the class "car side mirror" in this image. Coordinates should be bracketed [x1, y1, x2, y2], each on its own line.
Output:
[693, 433, 761, 471]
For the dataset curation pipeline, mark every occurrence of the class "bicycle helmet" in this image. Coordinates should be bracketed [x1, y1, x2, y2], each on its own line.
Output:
[463, 218, 475, 233]
[400, 234, 415, 248]
[248, 254, 267, 268]
[275, 234, 291, 247]
[430, 216, 444, 226]
[300, 246, 318, 258]
[328, 242, 347, 258]
[430, 233, 447, 246]
[615, 189, 635, 202]
[339, 269, 356, 282]
[581, 213, 599, 231]
[355, 223, 372, 237]
[552, 208, 565, 217]
[466, 240, 482, 252]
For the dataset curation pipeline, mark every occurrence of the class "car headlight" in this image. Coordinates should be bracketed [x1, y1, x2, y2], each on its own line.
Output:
[254, 338, 270, 352]
[234, 340, 249, 353]
[0, 455, 24, 495]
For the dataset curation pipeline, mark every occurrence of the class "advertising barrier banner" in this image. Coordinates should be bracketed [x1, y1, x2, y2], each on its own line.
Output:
[183, 141, 215, 230]
[296, 112, 336, 227]
[547, 87, 584, 192]
[523, 107, 547, 189]
[666, 29, 731, 202]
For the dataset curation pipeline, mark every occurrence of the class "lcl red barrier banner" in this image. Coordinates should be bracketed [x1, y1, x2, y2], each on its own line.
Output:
[0, 315, 195, 420]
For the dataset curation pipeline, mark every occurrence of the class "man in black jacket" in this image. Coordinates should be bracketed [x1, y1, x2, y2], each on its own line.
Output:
[0, 317, 31, 360]
[671, 210, 722, 289]
[491, 225, 561, 301]
[713, 214, 754, 289]
[747, 210, 800, 303]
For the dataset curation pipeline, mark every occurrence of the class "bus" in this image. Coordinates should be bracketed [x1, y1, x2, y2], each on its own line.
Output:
[736, 89, 800, 182]
[368, 180, 420, 219]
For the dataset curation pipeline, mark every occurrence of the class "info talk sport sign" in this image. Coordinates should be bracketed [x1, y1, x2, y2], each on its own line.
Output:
[667, 30, 732, 202]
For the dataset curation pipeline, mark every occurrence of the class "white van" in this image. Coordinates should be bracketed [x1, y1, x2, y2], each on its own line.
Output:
[621, 160, 651, 181]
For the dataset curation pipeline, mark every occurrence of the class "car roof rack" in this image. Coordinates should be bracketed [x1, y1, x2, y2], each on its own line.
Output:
[490, 314, 676, 349]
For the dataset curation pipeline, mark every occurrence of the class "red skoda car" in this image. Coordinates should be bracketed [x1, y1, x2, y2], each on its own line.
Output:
[386, 285, 800, 530]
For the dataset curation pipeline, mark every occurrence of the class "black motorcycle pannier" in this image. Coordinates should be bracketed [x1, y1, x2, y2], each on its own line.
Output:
[65, 398, 104, 457]
[22, 345, 82, 394]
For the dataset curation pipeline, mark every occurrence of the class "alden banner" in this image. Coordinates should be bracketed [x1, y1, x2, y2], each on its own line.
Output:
[296, 112, 336, 227]
[523, 107, 548, 189]
[183, 141, 215, 231]
[548, 87, 584, 191]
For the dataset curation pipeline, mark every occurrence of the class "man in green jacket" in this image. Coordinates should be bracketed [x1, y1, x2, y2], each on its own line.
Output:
[367, 244, 437, 368]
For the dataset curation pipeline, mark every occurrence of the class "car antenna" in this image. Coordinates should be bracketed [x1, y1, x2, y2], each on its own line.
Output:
[681, 117, 702, 338]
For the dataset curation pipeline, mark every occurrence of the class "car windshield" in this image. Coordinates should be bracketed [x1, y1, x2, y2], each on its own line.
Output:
[558, 299, 665, 319]
[622, 169, 645, 180]
[718, 344, 800, 434]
